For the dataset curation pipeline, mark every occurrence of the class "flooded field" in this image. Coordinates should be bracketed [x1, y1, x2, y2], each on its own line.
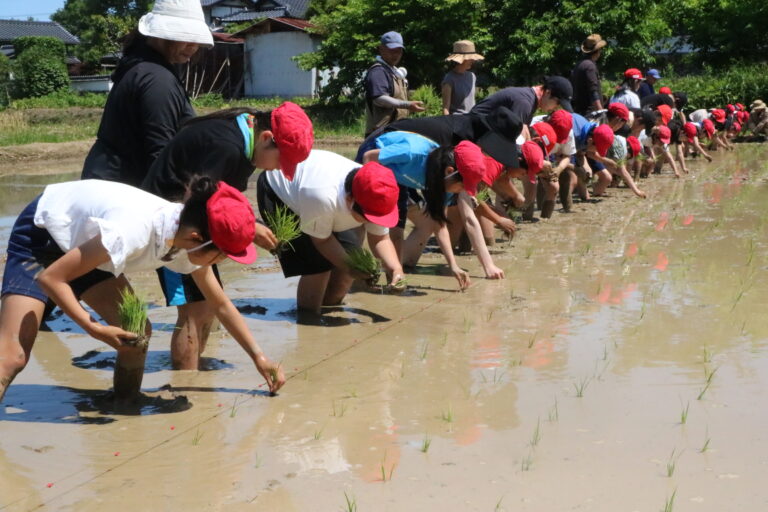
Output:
[1, 144, 768, 511]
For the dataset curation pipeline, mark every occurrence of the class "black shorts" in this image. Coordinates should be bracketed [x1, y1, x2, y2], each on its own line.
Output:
[256, 172, 360, 277]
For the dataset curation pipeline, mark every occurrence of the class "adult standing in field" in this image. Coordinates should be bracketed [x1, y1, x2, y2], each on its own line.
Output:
[637, 69, 661, 99]
[441, 40, 484, 115]
[81, 0, 213, 186]
[363, 31, 425, 137]
[570, 34, 606, 115]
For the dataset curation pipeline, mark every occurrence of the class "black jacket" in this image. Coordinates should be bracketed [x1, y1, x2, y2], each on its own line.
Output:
[81, 37, 195, 187]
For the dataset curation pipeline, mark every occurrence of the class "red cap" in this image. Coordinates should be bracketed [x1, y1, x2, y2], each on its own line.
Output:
[657, 126, 672, 144]
[736, 103, 745, 111]
[271, 102, 314, 180]
[627, 135, 642, 158]
[711, 109, 726, 123]
[726, 104, 735, 113]
[592, 124, 614, 157]
[659, 86, 672, 94]
[656, 104, 673, 125]
[482, 155, 505, 186]
[683, 122, 698, 143]
[531, 122, 557, 154]
[207, 182, 257, 264]
[608, 102, 630, 121]
[624, 68, 643, 80]
[738, 110, 749, 124]
[453, 141, 486, 196]
[548, 109, 573, 144]
[702, 119, 715, 138]
[732, 121, 741, 132]
[520, 141, 544, 184]
[351, 162, 399, 227]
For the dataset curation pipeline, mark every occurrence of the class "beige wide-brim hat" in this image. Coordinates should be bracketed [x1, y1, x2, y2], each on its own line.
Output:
[581, 33, 607, 54]
[750, 99, 766, 111]
[139, 0, 214, 48]
[446, 40, 485, 64]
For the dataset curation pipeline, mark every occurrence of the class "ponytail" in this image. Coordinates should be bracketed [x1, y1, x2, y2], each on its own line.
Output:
[179, 176, 218, 242]
[423, 146, 455, 225]
[181, 108, 272, 132]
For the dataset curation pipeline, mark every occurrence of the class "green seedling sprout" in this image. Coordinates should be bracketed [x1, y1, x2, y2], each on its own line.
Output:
[704, 366, 718, 384]
[548, 397, 559, 422]
[521, 451, 533, 471]
[666, 448, 681, 477]
[702, 346, 713, 363]
[494, 496, 504, 511]
[574, 376, 591, 398]
[264, 204, 301, 252]
[525, 246, 534, 259]
[529, 418, 541, 447]
[527, 331, 538, 349]
[463, 314, 473, 333]
[700, 428, 711, 453]
[662, 489, 677, 512]
[313, 425, 325, 440]
[343, 491, 357, 512]
[230, 396, 239, 418]
[344, 247, 381, 285]
[118, 288, 149, 348]
[191, 428, 204, 446]
[697, 380, 712, 401]
[680, 401, 690, 425]
[440, 404, 454, 423]
[476, 187, 492, 203]
[331, 400, 348, 417]
[419, 342, 429, 361]
[420, 434, 432, 453]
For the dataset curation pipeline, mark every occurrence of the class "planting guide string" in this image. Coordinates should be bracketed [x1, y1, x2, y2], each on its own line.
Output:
[15, 285, 465, 509]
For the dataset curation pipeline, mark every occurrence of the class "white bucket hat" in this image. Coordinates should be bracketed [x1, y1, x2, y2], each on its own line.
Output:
[138, 0, 214, 48]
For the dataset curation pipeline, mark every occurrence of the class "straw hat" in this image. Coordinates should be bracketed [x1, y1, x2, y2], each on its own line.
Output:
[581, 34, 607, 54]
[446, 40, 484, 64]
[138, 0, 214, 48]
[750, 99, 766, 111]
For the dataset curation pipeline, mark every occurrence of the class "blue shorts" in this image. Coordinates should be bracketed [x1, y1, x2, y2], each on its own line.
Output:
[587, 157, 606, 172]
[156, 265, 221, 307]
[2, 196, 114, 304]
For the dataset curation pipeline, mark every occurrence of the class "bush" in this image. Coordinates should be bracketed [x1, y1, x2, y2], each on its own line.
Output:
[0, 53, 12, 107]
[13, 47, 70, 98]
[13, 36, 66, 59]
[10, 90, 106, 109]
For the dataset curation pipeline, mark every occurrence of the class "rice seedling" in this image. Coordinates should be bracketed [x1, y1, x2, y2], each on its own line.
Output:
[230, 396, 239, 418]
[191, 428, 204, 446]
[463, 314, 473, 333]
[602, 344, 609, 361]
[521, 451, 533, 471]
[345, 247, 381, 285]
[313, 425, 325, 440]
[379, 450, 396, 482]
[574, 376, 591, 398]
[525, 246, 534, 259]
[118, 288, 149, 348]
[662, 489, 677, 512]
[492, 368, 506, 384]
[440, 330, 448, 347]
[476, 187, 492, 203]
[343, 491, 357, 512]
[419, 342, 429, 361]
[420, 434, 432, 453]
[680, 401, 690, 425]
[702, 346, 713, 363]
[264, 204, 301, 252]
[331, 400, 348, 417]
[254, 453, 262, 468]
[440, 404, 454, 423]
[494, 496, 504, 511]
[529, 418, 541, 447]
[704, 366, 718, 384]
[547, 398, 559, 422]
[700, 428, 711, 453]
[487, 308, 495, 321]
[527, 331, 538, 349]
[666, 448, 681, 477]
[697, 380, 712, 401]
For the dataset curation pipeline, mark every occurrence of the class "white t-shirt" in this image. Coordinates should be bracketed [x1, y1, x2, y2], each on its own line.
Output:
[609, 88, 641, 109]
[34, 180, 198, 276]
[689, 109, 708, 124]
[532, 114, 576, 157]
[264, 150, 389, 239]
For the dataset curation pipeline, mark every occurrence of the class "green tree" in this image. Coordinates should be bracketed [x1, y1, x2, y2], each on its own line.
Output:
[13, 42, 70, 98]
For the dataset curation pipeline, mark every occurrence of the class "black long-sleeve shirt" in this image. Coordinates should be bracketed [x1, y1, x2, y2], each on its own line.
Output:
[571, 57, 602, 115]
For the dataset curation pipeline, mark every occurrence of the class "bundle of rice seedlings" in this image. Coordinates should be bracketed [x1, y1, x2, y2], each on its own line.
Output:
[345, 247, 381, 286]
[264, 204, 301, 252]
[476, 187, 492, 203]
[118, 288, 149, 349]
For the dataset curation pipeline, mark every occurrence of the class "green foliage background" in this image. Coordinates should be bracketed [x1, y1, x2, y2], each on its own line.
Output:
[13, 38, 70, 98]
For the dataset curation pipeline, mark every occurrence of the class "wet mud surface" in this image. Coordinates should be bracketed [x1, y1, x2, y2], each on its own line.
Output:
[2, 145, 768, 510]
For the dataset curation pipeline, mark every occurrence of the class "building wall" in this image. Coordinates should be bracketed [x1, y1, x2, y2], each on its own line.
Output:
[243, 31, 319, 97]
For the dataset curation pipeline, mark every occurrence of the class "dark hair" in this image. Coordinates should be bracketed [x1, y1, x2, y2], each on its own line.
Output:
[182, 108, 272, 132]
[423, 146, 455, 225]
[120, 29, 146, 54]
[179, 176, 218, 244]
[344, 168, 367, 216]
[606, 111, 624, 123]
[668, 119, 684, 144]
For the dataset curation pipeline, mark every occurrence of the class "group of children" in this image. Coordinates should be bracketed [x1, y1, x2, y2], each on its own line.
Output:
[0, 50, 764, 404]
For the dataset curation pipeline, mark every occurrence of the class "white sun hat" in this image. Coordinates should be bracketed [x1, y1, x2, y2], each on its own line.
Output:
[138, 0, 214, 48]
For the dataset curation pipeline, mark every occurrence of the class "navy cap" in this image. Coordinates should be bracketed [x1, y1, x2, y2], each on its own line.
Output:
[647, 69, 661, 79]
[381, 31, 404, 49]
[544, 76, 574, 113]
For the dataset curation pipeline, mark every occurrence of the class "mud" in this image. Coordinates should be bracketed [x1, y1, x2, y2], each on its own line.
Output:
[1, 145, 768, 511]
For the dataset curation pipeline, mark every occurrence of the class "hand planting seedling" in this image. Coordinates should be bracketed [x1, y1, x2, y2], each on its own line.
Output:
[264, 204, 301, 253]
[118, 288, 149, 349]
[345, 247, 382, 286]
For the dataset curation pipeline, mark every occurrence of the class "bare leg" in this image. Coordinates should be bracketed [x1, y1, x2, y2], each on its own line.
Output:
[389, 227, 404, 261]
[446, 205, 463, 247]
[166, 301, 216, 370]
[297, 271, 331, 314]
[592, 169, 613, 197]
[0, 295, 45, 402]
[81, 275, 151, 399]
[323, 268, 354, 306]
[402, 208, 441, 267]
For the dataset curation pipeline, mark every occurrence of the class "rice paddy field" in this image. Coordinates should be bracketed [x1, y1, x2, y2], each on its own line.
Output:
[1, 143, 768, 511]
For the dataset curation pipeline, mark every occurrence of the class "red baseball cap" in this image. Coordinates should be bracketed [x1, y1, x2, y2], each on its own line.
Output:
[683, 122, 698, 143]
[453, 141, 486, 196]
[207, 182, 257, 264]
[271, 102, 314, 180]
[711, 109, 726, 123]
[608, 102, 630, 122]
[659, 86, 672, 94]
[482, 155, 505, 186]
[656, 104, 673, 126]
[726, 104, 736, 113]
[702, 119, 715, 138]
[591, 124, 614, 157]
[657, 126, 672, 144]
[520, 141, 544, 184]
[732, 121, 741, 132]
[627, 135, 642, 158]
[624, 68, 643, 80]
[351, 162, 399, 227]
[548, 109, 573, 144]
[531, 122, 557, 154]
[736, 103, 745, 111]
[738, 110, 749, 124]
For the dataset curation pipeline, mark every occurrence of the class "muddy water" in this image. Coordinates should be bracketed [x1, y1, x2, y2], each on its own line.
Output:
[2, 145, 768, 511]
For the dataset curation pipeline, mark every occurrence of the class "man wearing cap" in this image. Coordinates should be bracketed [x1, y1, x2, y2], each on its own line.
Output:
[638, 69, 661, 99]
[82, 0, 214, 187]
[571, 34, 606, 115]
[471, 76, 574, 125]
[748, 100, 768, 137]
[363, 31, 425, 136]
[610, 69, 643, 109]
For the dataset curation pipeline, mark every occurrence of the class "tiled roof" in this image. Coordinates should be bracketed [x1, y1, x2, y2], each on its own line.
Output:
[283, 0, 310, 18]
[0, 19, 79, 45]
[220, 8, 286, 22]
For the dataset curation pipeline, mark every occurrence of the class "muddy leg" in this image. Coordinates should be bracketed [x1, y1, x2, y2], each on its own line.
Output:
[169, 301, 215, 370]
[559, 171, 573, 212]
[402, 207, 437, 268]
[0, 295, 45, 402]
[81, 276, 150, 400]
[323, 268, 355, 306]
[297, 271, 332, 314]
[535, 179, 546, 210]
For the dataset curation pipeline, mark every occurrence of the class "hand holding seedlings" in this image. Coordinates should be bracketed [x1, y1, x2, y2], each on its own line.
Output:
[255, 355, 285, 394]
[264, 204, 301, 253]
[117, 288, 149, 349]
[252, 221, 278, 251]
[345, 247, 382, 286]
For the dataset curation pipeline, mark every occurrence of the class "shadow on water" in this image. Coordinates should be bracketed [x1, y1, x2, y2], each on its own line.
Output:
[71, 350, 233, 373]
[1, 384, 193, 424]
[231, 298, 390, 326]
